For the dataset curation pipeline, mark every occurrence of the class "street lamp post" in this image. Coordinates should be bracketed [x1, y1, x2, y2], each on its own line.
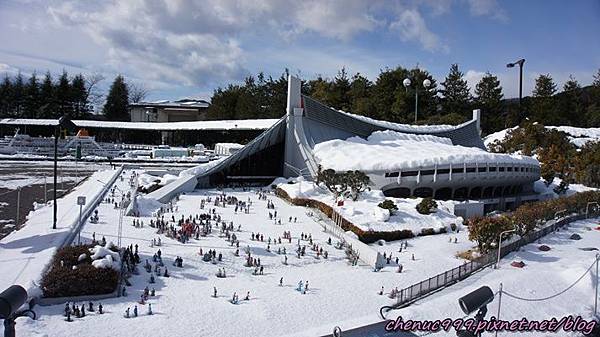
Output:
[97, 179, 126, 247]
[496, 228, 516, 268]
[506, 59, 525, 122]
[403, 77, 432, 123]
[53, 116, 78, 230]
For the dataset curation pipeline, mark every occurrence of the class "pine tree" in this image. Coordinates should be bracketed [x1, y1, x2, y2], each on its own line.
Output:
[102, 75, 130, 121]
[440, 64, 471, 117]
[55, 71, 72, 117]
[12, 73, 25, 117]
[474, 72, 503, 133]
[71, 74, 88, 118]
[39, 72, 55, 118]
[530, 74, 557, 124]
[348, 73, 374, 117]
[0, 75, 12, 117]
[24, 73, 41, 118]
[558, 75, 582, 126]
[585, 69, 600, 127]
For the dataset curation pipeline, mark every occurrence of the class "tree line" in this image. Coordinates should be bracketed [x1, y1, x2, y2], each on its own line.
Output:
[1, 65, 599, 134]
[207, 65, 600, 135]
[0, 71, 148, 121]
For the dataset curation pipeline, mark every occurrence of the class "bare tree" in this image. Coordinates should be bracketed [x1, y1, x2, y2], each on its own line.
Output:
[128, 82, 150, 103]
[85, 73, 105, 112]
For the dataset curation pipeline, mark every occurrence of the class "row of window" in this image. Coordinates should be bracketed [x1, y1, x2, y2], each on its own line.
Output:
[384, 165, 539, 178]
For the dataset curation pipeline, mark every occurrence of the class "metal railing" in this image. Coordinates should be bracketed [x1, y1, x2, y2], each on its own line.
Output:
[390, 210, 597, 309]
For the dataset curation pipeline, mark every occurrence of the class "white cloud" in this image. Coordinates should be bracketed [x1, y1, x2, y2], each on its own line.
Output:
[464, 0, 507, 21]
[390, 9, 447, 52]
[465, 69, 486, 94]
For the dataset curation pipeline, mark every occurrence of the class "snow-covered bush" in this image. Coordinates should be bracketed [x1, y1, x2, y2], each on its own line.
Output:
[377, 199, 398, 214]
[416, 198, 438, 215]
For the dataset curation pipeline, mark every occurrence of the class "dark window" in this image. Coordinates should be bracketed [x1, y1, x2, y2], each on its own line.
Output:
[466, 167, 476, 173]
[421, 170, 435, 175]
[401, 171, 419, 177]
[514, 167, 519, 172]
[489, 167, 497, 172]
[385, 172, 399, 178]
[413, 187, 433, 198]
[478, 167, 486, 172]
[437, 169, 450, 174]
[507, 167, 513, 172]
[520, 167, 524, 172]
[452, 168, 464, 173]
[384, 187, 411, 198]
[499, 167, 505, 172]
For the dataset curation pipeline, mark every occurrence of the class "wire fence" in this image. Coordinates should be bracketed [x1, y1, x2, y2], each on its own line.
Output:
[391, 210, 599, 309]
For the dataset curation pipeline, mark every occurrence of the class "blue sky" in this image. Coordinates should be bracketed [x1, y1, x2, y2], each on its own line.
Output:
[0, 0, 599, 103]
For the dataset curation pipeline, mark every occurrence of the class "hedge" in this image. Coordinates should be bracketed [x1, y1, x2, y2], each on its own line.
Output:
[41, 244, 120, 298]
[275, 188, 446, 244]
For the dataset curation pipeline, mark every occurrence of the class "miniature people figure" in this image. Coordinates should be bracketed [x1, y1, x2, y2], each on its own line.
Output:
[66, 310, 72, 322]
[151, 288, 156, 296]
[64, 303, 70, 317]
[213, 287, 218, 298]
[81, 305, 85, 317]
[98, 303, 103, 314]
[244, 291, 250, 301]
[411, 254, 415, 261]
[148, 303, 153, 315]
[379, 286, 384, 295]
[279, 277, 283, 286]
[125, 307, 130, 318]
[88, 301, 94, 312]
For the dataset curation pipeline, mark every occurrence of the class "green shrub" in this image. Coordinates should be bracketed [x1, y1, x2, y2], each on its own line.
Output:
[416, 197, 438, 215]
[378, 199, 398, 214]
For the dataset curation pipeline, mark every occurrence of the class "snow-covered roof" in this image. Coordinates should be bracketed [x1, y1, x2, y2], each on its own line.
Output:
[131, 98, 210, 109]
[339, 109, 461, 133]
[313, 130, 538, 172]
[0, 118, 279, 131]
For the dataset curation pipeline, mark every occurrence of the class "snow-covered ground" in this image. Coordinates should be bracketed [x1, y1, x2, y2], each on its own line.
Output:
[3, 169, 598, 337]
[9, 170, 480, 337]
[0, 169, 119, 292]
[277, 178, 463, 235]
[484, 125, 600, 148]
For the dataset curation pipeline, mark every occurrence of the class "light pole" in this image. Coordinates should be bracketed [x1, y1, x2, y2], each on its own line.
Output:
[97, 179, 126, 248]
[495, 228, 516, 268]
[53, 116, 78, 230]
[77, 196, 86, 245]
[506, 58, 525, 122]
[403, 77, 432, 123]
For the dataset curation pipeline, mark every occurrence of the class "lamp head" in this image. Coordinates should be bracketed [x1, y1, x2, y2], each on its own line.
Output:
[506, 63, 515, 68]
[403, 78, 411, 88]
[423, 79, 431, 88]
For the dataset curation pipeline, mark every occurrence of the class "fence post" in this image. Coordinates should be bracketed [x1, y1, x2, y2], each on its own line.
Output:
[16, 187, 21, 227]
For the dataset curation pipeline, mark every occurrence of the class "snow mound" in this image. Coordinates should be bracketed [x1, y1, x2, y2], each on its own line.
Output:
[371, 206, 390, 222]
[89, 245, 120, 261]
[314, 130, 537, 172]
[77, 253, 87, 262]
[91, 254, 119, 270]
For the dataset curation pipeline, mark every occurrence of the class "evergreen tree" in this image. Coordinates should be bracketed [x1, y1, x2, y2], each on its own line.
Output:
[585, 69, 600, 127]
[371, 66, 411, 122]
[55, 71, 72, 117]
[440, 64, 471, 117]
[0, 75, 12, 117]
[329, 67, 351, 111]
[71, 74, 88, 118]
[12, 72, 25, 117]
[474, 72, 503, 134]
[24, 73, 41, 118]
[558, 75, 582, 126]
[348, 73, 374, 117]
[102, 75, 130, 121]
[530, 74, 557, 124]
[39, 72, 55, 118]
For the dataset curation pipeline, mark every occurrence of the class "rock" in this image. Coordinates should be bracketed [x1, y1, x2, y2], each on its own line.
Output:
[538, 245, 551, 251]
[377, 239, 386, 246]
[569, 233, 582, 240]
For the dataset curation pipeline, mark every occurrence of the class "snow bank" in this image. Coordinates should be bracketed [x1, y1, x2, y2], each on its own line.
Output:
[138, 173, 179, 190]
[314, 130, 537, 172]
[135, 196, 166, 216]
